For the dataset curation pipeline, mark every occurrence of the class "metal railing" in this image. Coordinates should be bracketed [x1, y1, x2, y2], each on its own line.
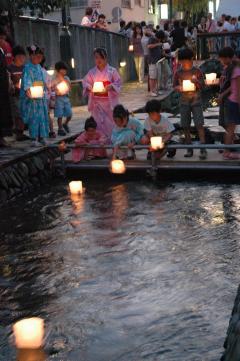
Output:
[197, 31, 240, 60]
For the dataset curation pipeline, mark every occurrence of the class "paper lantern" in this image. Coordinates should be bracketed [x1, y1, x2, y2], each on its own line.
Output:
[56, 81, 69, 95]
[30, 86, 44, 99]
[69, 181, 83, 195]
[205, 73, 217, 85]
[151, 136, 164, 150]
[182, 80, 196, 92]
[13, 317, 44, 349]
[128, 45, 134, 52]
[120, 61, 127, 68]
[111, 160, 126, 174]
[47, 69, 54, 76]
[92, 81, 105, 93]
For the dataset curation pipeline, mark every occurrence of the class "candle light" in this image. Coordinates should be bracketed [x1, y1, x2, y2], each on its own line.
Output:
[128, 45, 134, 52]
[92, 81, 105, 93]
[69, 181, 83, 195]
[150, 136, 164, 150]
[47, 69, 54, 77]
[30, 86, 44, 99]
[205, 73, 217, 85]
[120, 61, 127, 68]
[182, 80, 196, 92]
[18, 79, 22, 89]
[56, 81, 69, 95]
[110, 160, 126, 174]
[13, 317, 44, 349]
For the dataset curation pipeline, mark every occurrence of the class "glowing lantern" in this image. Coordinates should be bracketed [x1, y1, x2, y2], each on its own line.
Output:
[56, 81, 69, 95]
[30, 85, 44, 99]
[47, 69, 54, 76]
[120, 61, 127, 68]
[151, 136, 164, 150]
[13, 317, 44, 349]
[205, 73, 217, 85]
[69, 181, 83, 195]
[128, 45, 134, 52]
[110, 160, 126, 174]
[92, 81, 105, 93]
[18, 79, 22, 89]
[182, 80, 196, 92]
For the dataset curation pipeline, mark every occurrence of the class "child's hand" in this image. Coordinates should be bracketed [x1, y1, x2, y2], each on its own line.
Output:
[191, 75, 198, 84]
[105, 84, 113, 91]
[26, 89, 32, 98]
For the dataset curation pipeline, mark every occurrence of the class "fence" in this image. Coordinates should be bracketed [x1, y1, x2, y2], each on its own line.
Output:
[197, 31, 240, 60]
[13, 16, 136, 81]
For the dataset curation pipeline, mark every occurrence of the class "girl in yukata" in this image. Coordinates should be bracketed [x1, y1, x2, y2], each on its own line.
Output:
[83, 47, 121, 142]
[20, 45, 49, 147]
[72, 117, 107, 162]
[112, 104, 144, 160]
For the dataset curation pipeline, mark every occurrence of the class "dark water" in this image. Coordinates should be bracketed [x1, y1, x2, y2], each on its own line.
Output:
[0, 181, 240, 361]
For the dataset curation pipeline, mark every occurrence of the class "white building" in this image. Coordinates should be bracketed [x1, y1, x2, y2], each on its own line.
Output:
[216, 0, 240, 18]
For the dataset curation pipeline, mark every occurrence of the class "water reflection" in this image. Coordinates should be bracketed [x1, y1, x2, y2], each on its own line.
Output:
[0, 181, 240, 361]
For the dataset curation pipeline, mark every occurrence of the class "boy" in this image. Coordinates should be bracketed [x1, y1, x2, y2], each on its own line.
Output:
[218, 47, 235, 130]
[142, 99, 176, 159]
[173, 48, 207, 160]
[54, 61, 72, 136]
[8, 45, 28, 141]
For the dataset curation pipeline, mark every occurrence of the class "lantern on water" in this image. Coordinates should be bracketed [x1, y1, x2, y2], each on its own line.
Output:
[56, 81, 69, 95]
[110, 160, 126, 174]
[205, 73, 217, 85]
[69, 181, 83, 195]
[128, 44, 134, 52]
[92, 81, 105, 93]
[151, 136, 163, 150]
[182, 80, 196, 92]
[30, 86, 44, 99]
[13, 317, 44, 349]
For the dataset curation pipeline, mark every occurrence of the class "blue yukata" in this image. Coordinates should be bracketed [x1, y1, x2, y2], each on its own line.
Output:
[54, 76, 72, 118]
[20, 62, 49, 139]
[111, 117, 144, 146]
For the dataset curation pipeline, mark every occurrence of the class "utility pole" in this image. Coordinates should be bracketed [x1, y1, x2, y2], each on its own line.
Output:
[169, 0, 173, 20]
[60, 3, 75, 79]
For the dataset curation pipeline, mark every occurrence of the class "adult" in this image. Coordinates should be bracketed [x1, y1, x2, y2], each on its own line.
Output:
[170, 20, 186, 51]
[0, 47, 12, 147]
[206, 13, 217, 56]
[0, 27, 13, 65]
[95, 14, 108, 31]
[83, 48, 121, 142]
[125, 22, 133, 39]
[131, 24, 144, 83]
[141, 26, 152, 76]
[147, 30, 165, 97]
[197, 17, 206, 33]
[222, 15, 234, 32]
[119, 20, 126, 35]
[81, 7, 95, 27]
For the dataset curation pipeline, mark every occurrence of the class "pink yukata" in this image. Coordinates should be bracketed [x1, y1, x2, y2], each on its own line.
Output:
[83, 64, 121, 142]
[72, 130, 107, 163]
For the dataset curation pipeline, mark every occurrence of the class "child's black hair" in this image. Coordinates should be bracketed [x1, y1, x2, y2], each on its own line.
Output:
[55, 61, 68, 71]
[178, 48, 194, 61]
[218, 46, 235, 59]
[113, 104, 129, 119]
[145, 100, 161, 114]
[12, 45, 26, 58]
[27, 44, 44, 55]
[85, 117, 97, 131]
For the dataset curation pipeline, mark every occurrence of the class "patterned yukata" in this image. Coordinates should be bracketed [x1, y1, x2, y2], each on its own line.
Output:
[111, 117, 144, 146]
[20, 62, 49, 139]
[83, 64, 121, 142]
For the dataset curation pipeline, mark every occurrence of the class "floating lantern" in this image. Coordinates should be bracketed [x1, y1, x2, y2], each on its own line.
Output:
[120, 61, 127, 68]
[30, 85, 44, 99]
[205, 73, 217, 85]
[56, 81, 69, 95]
[150, 136, 164, 150]
[13, 317, 44, 349]
[128, 44, 134, 52]
[69, 181, 83, 195]
[92, 81, 105, 93]
[182, 80, 196, 92]
[110, 160, 126, 174]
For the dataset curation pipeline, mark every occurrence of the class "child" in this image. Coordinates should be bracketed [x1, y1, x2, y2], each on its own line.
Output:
[8, 45, 28, 141]
[173, 48, 207, 160]
[112, 104, 144, 160]
[95, 14, 108, 31]
[142, 99, 176, 158]
[53, 61, 72, 136]
[20, 45, 49, 147]
[72, 117, 107, 162]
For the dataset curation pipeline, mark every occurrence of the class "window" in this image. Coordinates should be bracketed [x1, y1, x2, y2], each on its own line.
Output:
[148, 0, 155, 14]
[70, 0, 88, 8]
[122, 0, 131, 8]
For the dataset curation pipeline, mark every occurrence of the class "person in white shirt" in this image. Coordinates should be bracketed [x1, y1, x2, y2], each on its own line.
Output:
[222, 16, 235, 32]
[81, 7, 96, 27]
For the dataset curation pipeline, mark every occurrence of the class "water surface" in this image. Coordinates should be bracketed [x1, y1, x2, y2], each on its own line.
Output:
[0, 181, 239, 361]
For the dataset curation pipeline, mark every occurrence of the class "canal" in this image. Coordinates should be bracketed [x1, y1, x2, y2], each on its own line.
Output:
[0, 180, 239, 360]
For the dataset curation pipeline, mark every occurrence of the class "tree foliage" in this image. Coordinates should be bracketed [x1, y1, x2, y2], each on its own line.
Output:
[173, 0, 209, 14]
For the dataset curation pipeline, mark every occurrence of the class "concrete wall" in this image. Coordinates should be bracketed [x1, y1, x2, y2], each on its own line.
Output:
[13, 17, 136, 81]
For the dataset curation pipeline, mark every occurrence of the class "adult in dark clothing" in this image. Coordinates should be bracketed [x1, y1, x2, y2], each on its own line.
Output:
[0, 47, 13, 147]
[170, 20, 186, 51]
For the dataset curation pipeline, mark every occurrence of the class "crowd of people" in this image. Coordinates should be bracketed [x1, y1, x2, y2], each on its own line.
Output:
[1, 10, 240, 164]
